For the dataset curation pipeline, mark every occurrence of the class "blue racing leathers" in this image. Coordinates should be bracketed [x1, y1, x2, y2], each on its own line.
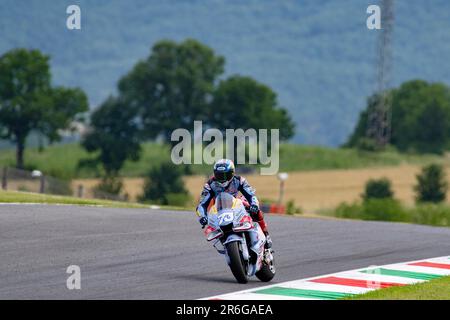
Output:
[196, 175, 259, 219]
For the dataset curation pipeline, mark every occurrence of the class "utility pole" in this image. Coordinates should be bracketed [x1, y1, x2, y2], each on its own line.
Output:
[366, 0, 395, 148]
[277, 172, 289, 206]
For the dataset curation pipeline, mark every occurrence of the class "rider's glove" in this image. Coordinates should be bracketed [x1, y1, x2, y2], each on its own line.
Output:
[199, 216, 208, 227]
[249, 204, 259, 215]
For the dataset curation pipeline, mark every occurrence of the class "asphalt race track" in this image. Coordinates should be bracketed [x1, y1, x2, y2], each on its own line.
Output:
[0, 204, 449, 299]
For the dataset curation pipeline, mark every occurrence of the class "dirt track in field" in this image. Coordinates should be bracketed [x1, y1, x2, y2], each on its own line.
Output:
[73, 164, 450, 212]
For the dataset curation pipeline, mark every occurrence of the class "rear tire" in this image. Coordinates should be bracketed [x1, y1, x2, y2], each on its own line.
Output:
[226, 241, 248, 284]
[255, 250, 276, 282]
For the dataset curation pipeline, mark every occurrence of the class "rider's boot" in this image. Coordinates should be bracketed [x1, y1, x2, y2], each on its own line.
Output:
[264, 232, 273, 249]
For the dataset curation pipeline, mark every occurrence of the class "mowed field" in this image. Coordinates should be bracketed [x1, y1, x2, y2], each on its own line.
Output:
[73, 164, 450, 213]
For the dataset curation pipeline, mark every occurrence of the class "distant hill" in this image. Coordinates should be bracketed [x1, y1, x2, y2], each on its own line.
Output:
[1, 0, 450, 146]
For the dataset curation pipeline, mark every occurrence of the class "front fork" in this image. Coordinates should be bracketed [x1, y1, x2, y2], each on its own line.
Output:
[220, 230, 272, 277]
[222, 233, 250, 268]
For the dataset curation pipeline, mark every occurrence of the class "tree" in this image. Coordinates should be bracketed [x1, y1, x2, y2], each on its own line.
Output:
[139, 162, 190, 205]
[345, 93, 383, 149]
[346, 80, 450, 154]
[362, 177, 394, 201]
[414, 164, 448, 203]
[211, 75, 295, 140]
[0, 48, 88, 168]
[81, 96, 141, 176]
[116, 39, 295, 156]
[390, 81, 450, 153]
[412, 100, 449, 154]
[118, 39, 225, 142]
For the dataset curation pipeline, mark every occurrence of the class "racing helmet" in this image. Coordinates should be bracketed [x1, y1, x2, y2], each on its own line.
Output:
[213, 159, 235, 187]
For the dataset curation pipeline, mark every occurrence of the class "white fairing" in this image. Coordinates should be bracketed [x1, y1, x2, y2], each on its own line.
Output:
[246, 223, 266, 275]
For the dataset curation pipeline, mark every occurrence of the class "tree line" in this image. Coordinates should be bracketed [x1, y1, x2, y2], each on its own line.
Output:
[1, 42, 450, 184]
[0, 39, 295, 200]
[346, 80, 450, 154]
[82, 39, 295, 179]
[331, 163, 449, 227]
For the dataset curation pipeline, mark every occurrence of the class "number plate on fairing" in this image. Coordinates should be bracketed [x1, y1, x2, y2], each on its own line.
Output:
[218, 211, 234, 225]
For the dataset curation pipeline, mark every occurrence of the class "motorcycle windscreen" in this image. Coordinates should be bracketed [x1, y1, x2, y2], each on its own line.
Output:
[215, 192, 235, 211]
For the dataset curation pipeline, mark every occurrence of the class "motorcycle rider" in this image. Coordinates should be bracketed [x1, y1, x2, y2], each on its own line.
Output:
[196, 159, 272, 248]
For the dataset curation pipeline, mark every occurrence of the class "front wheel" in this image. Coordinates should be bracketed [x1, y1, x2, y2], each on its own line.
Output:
[226, 241, 248, 284]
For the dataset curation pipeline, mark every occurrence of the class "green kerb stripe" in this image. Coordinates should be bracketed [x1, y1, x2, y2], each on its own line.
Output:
[360, 268, 442, 280]
[253, 286, 354, 300]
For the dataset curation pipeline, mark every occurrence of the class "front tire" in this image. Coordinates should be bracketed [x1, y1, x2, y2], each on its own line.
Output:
[226, 241, 248, 284]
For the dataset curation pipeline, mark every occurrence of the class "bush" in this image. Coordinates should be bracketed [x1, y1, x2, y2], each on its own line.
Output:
[327, 188, 450, 227]
[410, 204, 450, 227]
[361, 199, 408, 222]
[354, 137, 381, 152]
[362, 177, 394, 201]
[333, 199, 407, 222]
[165, 192, 192, 207]
[139, 162, 190, 206]
[334, 202, 362, 220]
[286, 200, 302, 215]
[414, 164, 448, 203]
[93, 176, 124, 200]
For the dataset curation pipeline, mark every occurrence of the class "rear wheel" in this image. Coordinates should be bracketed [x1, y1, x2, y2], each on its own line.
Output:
[255, 250, 276, 282]
[226, 241, 248, 284]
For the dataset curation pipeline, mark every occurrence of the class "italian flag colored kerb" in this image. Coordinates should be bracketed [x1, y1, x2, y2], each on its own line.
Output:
[202, 256, 450, 300]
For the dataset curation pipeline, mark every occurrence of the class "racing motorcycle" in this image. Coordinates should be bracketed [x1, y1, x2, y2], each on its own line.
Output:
[203, 193, 275, 284]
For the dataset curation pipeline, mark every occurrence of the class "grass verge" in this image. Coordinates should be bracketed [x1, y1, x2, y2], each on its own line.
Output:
[0, 142, 446, 179]
[348, 276, 450, 300]
[0, 190, 189, 210]
[320, 199, 450, 227]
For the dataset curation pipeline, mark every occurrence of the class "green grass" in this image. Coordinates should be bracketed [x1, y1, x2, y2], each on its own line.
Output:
[0, 189, 192, 210]
[0, 142, 445, 179]
[0, 190, 150, 208]
[278, 144, 444, 172]
[320, 199, 450, 227]
[348, 276, 450, 300]
[0, 143, 94, 179]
